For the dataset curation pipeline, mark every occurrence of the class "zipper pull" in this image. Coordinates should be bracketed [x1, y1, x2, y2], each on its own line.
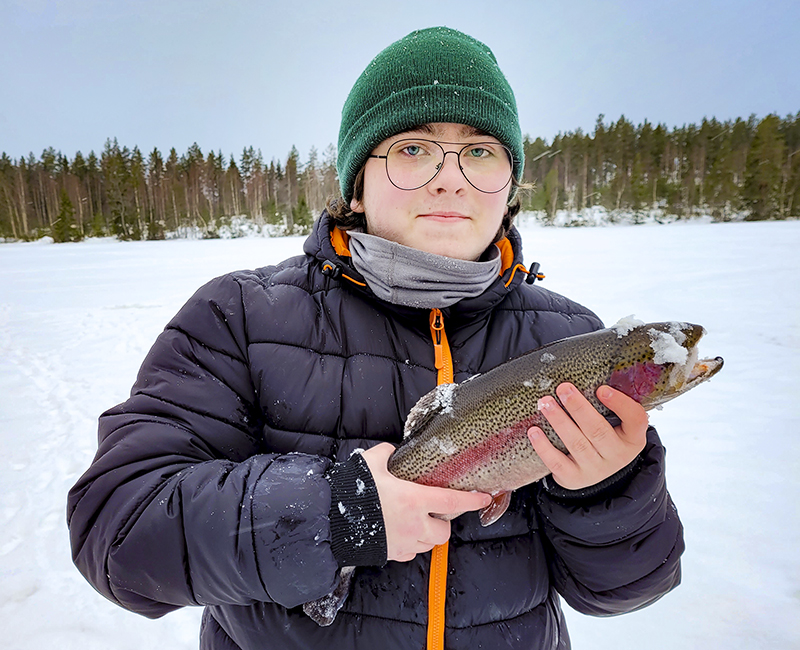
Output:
[429, 308, 444, 370]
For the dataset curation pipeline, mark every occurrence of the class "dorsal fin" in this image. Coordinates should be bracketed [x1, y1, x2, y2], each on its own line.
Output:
[403, 383, 458, 439]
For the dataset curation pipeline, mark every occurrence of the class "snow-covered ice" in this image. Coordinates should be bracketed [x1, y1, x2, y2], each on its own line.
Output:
[1, 218, 798, 649]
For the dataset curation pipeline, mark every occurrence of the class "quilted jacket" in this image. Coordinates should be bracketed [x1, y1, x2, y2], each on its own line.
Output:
[67, 212, 684, 649]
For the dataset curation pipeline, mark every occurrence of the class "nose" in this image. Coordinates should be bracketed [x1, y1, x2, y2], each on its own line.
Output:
[429, 150, 467, 193]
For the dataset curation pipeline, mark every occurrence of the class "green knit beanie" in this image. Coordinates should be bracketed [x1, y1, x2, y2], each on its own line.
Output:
[337, 26, 524, 203]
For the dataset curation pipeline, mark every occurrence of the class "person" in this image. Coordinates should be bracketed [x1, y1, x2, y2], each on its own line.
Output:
[67, 26, 684, 650]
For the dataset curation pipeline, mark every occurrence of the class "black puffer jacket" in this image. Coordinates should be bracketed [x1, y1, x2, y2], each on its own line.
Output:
[68, 212, 684, 649]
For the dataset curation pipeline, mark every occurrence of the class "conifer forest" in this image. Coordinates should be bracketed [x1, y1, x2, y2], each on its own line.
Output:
[1, 112, 798, 242]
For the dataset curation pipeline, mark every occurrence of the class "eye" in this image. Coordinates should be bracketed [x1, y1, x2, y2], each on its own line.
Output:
[392, 140, 434, 159]
[466, 146, 490, 158]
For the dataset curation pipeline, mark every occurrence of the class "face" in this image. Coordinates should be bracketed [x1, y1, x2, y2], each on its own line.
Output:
[350, 123, 510, 261]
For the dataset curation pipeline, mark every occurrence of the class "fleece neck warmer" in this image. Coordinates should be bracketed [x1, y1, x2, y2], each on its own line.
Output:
[347, 230, 501, 309]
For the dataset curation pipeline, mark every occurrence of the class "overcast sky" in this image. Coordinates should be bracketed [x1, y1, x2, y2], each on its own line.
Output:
[2, 0, 798, 165]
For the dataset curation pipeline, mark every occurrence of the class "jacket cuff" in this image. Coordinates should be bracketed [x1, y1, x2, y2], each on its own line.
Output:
[540, 452, 644, 505]
[324, 452, 387, 567]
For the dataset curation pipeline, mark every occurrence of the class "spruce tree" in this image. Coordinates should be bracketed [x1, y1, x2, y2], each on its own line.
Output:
[52, 188, 81, 242]
[744, 115, 785, 220]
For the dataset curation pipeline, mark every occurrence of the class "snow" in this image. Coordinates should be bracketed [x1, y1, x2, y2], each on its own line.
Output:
[612, 314, 645, 337]
[648, 327, 690, 364]
[1, 218, 799, 649]
[433, 383, 456, 415]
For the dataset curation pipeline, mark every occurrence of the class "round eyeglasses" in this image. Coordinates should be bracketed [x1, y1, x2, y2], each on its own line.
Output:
[367, 139, 514, 194]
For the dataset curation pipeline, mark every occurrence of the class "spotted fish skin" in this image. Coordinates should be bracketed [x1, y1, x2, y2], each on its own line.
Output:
[387, 321, 723, 524]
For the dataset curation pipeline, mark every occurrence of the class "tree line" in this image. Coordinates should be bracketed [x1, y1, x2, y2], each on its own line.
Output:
[0, 140, 338, 242]
[1, 112, 798, 242]
[523, 112, 800, 223]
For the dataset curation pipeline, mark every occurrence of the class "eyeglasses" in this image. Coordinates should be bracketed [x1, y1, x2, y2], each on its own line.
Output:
[367, 138, 513, 194]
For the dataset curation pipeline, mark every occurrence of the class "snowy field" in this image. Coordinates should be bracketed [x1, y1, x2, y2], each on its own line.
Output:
[1, 217, 798, 650]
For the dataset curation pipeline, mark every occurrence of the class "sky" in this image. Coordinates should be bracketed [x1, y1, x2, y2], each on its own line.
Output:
[1, 0, 798, 167]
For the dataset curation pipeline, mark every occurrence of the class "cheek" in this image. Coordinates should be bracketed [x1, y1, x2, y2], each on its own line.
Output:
[480, 196, 509, 233]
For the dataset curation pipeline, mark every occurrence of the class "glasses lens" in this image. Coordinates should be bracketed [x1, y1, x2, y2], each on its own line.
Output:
[458, 143, 513, 193]
[384, 140, 441, 190]
[385, 140, 513, 193]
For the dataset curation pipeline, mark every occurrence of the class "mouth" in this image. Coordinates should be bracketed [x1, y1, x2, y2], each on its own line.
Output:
[418, 212, 470, 220]
[686, 356, 724, 385]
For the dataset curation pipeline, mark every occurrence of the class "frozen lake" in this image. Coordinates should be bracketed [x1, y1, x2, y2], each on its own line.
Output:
[1, 217, 798, 649]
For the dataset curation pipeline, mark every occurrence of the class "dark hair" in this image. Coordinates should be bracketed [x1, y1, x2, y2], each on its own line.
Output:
[325, 167, 527, 243]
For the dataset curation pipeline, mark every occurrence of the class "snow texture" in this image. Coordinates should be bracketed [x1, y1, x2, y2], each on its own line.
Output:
[612, 314, 645, 337]
[1, 218, 799, 650]
[433, 383, 456, 415]
[648, 327, 689, 365]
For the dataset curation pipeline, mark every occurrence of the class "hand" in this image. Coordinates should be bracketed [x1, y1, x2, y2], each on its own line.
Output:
[527, 383, 648, 490]
[361, 443, 492, 562]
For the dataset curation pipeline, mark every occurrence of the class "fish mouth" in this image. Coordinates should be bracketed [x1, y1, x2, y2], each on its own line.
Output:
[683, 356, 724, 389]
[670, 323, 723, 392]
[644, 323, 724, 408]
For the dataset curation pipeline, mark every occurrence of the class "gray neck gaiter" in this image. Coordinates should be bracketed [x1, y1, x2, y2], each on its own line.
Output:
[347, 231, 502, 309]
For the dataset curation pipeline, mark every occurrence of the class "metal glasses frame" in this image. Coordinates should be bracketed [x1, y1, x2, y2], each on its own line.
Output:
[367, 139, 514, 194]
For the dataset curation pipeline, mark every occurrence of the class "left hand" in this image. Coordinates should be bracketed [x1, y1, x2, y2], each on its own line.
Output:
[527, 383, 648, 490]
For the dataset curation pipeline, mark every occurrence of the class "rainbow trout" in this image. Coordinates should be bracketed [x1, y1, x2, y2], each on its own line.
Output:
[387, 318, 723, 527]
[304, 318, 722, 625]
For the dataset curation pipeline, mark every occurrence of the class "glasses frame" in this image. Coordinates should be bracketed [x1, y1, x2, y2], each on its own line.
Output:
[367, 138, 514, 194]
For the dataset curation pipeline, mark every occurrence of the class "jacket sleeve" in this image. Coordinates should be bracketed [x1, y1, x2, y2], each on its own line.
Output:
[67, 274, 344, 618]
[535, 427, 684, 616]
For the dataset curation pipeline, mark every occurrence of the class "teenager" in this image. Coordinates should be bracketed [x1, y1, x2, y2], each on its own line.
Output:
[68, 27, 683, 650]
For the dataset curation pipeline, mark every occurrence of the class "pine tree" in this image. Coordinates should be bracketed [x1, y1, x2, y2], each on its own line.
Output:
[292, 195, 313, 232]
[744, 115, 785, 220]
[778, 112, 800, 217]
[52, 188, 82, 242]
[0, 153, 19, 238]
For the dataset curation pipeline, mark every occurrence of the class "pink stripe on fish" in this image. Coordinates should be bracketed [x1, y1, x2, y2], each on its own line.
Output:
[415, 413, 543, 487]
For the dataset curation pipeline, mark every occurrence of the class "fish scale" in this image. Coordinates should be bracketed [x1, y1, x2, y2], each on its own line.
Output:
[388, 321, 722, 526]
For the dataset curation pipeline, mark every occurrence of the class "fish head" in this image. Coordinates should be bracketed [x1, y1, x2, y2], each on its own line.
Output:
[607, 322, 723, 410]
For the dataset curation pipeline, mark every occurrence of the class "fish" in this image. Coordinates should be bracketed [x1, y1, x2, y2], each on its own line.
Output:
[388, 318, 723, 527]
[303, 318, 722, 625]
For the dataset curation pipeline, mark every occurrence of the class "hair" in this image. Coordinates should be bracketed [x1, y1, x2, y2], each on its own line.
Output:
[325, 165, 529, 243]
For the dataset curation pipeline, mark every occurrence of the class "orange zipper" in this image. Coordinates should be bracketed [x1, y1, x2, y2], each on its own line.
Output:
[429, 308, 453, 384]
[427, 308, 453, 650]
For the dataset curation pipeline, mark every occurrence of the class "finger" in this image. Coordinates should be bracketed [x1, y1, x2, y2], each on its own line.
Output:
[423, 485, 492, 516]
[596, 385, 649, 446]
[362, 442, 396, 465]
[527, 426, 576, 483]
[537, 392, 598, 460]
[553, 383, 616, 452]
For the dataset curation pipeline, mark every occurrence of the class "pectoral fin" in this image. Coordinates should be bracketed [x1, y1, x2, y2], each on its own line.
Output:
[479, 491, 512, 527]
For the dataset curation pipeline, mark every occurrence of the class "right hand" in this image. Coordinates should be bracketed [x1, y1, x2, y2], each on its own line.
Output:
[362, 443, 492, 562]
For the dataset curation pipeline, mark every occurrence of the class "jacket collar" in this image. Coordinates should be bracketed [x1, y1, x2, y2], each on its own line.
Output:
[304, 211, 533, 318]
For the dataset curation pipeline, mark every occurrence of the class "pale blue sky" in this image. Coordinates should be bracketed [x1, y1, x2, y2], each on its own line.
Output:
[1, 0, 798, 165]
